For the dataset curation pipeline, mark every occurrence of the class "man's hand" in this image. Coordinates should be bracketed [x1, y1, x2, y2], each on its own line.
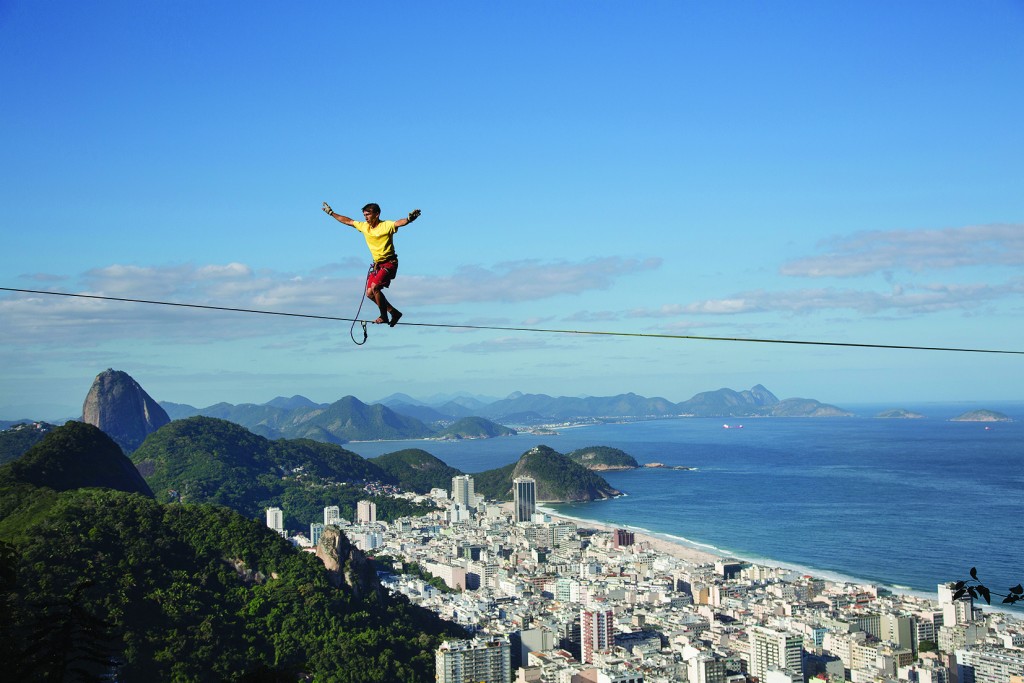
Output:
[322, 202, 335, 216]
[408, 209, 421, 222]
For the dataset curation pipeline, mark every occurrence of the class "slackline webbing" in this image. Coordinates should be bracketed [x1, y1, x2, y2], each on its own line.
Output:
[2, 286, 1022, 355]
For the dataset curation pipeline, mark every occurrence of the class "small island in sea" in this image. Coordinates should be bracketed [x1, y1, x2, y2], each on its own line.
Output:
[565, 446, 639, 471]
[950, 409, 1012, 422]
[875, 409, 925, 419]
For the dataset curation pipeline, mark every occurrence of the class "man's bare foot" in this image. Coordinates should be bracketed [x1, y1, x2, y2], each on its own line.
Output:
[388, 310, 402, 327]
[373, 316, 388, 325]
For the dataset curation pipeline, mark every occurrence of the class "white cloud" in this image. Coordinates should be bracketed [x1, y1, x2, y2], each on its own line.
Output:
[0, 257, 660, 346]
[449, 336, 555, 353]
[630, 279, 1024, 318]
[781, 223, 1024, 277]
[197, 262, 252, 279]
[400, 257, 661, 305]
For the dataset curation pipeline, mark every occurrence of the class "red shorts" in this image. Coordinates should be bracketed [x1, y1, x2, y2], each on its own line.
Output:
[366, 259, 397, 290]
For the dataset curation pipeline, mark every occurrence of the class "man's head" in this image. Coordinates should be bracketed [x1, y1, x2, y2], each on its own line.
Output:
[362, 203, 381, 225]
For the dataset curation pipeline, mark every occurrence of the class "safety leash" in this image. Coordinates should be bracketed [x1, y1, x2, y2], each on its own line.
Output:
[348, 264, 372, 345]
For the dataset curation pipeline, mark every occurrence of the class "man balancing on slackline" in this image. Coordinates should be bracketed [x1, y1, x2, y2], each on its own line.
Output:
[322, 201, 421, 327]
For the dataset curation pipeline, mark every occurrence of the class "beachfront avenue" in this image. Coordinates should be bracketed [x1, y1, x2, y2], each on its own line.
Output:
[277, 484, 1024, 683]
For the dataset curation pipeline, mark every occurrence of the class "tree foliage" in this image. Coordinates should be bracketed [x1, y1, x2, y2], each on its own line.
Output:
[0, 421, 466, 680]
[370, 448, 465, 494]
[954, 567, 1024, 607]
[473, 446, 620, 502]
[0, 489, 465, 680]
[130, 417, 395, 517]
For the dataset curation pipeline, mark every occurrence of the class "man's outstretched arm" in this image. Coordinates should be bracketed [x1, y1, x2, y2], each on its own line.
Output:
[322, 202, 356, 226]
[394, 209, 421, 229]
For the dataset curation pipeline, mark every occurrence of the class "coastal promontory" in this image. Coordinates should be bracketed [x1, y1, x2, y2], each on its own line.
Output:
[473, 445, 622, 502]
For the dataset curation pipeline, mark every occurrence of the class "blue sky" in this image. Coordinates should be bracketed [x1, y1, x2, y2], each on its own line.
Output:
[2, 1, 1023, 419]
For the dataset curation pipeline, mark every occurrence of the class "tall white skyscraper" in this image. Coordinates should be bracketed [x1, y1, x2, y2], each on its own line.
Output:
[748, 626, 803, 683]
[266, 507, 283, 534]
[580, 608, 614, 664]
[938, 581, 974, 625]
[436, 638, 511, 683]
[356, 499, 377, 523]
[513, 477, 536, 523]
[324, 505, 341, 526]
[451, 474, 476, 510]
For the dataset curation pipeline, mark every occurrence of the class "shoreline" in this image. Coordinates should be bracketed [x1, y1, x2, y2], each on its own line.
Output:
[537, 505, 952, 606]
[538, 505, 723, 567]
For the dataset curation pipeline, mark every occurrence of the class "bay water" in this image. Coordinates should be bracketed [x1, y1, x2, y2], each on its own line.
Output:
[346, 402, 1024, 600]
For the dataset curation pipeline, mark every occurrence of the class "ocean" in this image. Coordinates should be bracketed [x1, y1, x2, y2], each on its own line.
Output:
[345, 402, 1024, 601]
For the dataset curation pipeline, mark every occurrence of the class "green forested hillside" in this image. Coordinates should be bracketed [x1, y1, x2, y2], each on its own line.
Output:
[565, 445, 639, 469]
[0, 422, 56, 465]
[0, 421, 466, 681]
[0, 421, 152, 497]
[0, 490, 464, 681]
[435, 417, 516, 439]
[130, 417, 396, 518]
[371, 448, 465, 493]
[473, 446, 621, 502]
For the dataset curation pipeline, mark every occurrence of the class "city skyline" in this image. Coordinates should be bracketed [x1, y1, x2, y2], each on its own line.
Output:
[2, 2, 1023, 419]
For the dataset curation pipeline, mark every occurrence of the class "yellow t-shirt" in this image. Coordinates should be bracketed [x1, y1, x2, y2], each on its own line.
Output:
[351, 220, 397, 262]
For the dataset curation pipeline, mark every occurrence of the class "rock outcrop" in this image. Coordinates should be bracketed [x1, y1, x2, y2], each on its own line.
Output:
[81, 369, 170, 453]
[315, 526, 382, 599]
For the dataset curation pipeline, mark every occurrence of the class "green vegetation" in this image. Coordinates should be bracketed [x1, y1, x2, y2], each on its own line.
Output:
[129, 417, 438, 530]
[435, 417, 515, 439]
[473, 446, 621, 502]
[471, 460, 517, 500]
[0, 421, 152, 497]
[130, 417, 393, 514]
[275, 483, 433, 531]
[0, 422, 55, 465]
[373, 554, 458, 594]
[0, 421, 466, 681]
[565, 445, 639, 469]
[371, 448, 465, 493]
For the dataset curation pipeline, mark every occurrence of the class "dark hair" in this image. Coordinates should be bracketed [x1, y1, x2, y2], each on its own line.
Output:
[362, 203, 381, 215]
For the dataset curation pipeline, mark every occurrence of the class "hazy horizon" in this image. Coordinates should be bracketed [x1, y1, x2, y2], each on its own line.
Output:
[6, 377, 1023, 424]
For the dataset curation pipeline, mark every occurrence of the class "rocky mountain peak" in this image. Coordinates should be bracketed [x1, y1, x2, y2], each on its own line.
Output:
[81, 368, 170, 453]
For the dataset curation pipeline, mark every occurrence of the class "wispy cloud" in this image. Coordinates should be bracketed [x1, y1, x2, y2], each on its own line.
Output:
[400, 257, 661, 305]
[629, 279, 1024, 318]
[781, 224, 1024, 277]
[448, 336, 557, 353]
[1, 257, 659, 344]
[564, 310, 623, 323]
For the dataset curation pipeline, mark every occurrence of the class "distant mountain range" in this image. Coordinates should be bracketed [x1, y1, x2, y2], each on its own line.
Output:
[161, 394, 510, 444]
[377, 383, 859, 421]
[159, 383, 853, 443]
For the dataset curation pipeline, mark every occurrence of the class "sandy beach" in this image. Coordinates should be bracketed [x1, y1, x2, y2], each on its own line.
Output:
[540, 508, 720, 566]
